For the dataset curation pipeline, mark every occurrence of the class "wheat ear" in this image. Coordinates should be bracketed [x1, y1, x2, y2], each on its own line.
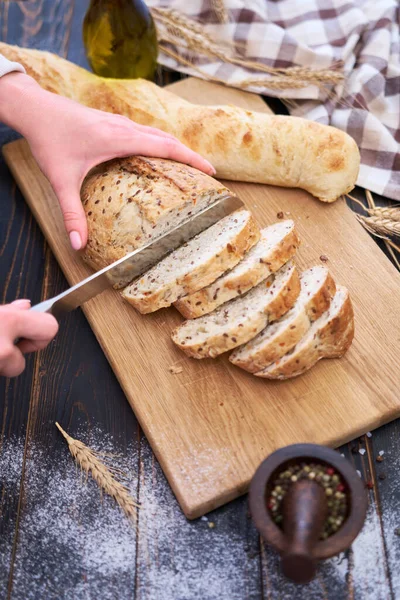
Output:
[347, 192, 400, 270]
[56, 423, 139, 523]
[152, 8, 344, 90]
[356, 214, 400, 238]
[347, 194, 400, 239]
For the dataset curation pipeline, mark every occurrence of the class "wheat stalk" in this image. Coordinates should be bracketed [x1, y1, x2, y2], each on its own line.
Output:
[56, 423, 140, 523]
[152, 8, 344, 90]
[347, 194, 400, 239]
[211, 0, 229, 23]
[347, 192, 400, 270]
[160, 45, 309, 90]
[357, 214, 400, 238]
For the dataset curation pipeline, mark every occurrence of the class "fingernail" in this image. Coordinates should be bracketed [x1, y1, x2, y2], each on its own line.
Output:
[209, 166, 217, 176]
[12, 299, 31, 307]
[69, 231, 82, 250]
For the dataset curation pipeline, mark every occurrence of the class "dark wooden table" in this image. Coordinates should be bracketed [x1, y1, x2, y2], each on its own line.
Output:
[1, 2, 399, 599]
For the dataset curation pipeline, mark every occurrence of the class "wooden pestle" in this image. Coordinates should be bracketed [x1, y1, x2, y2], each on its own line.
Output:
[249, 444, 368, 585]
[280, 479, 328, 584]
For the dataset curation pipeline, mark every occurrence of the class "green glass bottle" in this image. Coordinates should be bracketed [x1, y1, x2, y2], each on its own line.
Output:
[83, 0, 158, 80]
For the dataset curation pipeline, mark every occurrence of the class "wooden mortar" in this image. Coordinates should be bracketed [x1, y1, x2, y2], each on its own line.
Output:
[249, 443, 368, 584]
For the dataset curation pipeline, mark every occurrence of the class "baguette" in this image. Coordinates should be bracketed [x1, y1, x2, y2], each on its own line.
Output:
[230, 266, 335, 372]
[171, 261, 300, 358]
[81, 155, 231, 274]
[174, 220, 300, 318]
[0, 42, 360, 202]
[122, 209, 260, 313]
[256, 286, 354, 379]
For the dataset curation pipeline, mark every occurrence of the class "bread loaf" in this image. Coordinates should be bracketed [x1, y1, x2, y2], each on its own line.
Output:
[230, 266, 336, 372]
[81, 156, 231, 272]
[122, 209, 260, 313]
[256, 286, 354, 379]
[0, 42, 360, 203]
[171, 261, 300, 358]
[174, 220, 300, 318]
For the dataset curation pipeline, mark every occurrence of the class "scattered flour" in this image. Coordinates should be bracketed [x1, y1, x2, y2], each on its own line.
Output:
[350, 501, 388, 599]
[1, 432, 138, 600]
[0, 437, 25, 594]
[135, 442, 260, 600]
[1, 430, 399, 600]
[376, 435, 400, 598]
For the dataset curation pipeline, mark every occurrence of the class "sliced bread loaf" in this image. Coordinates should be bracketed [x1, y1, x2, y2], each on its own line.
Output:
[255, 286, 354, 379]
[174, 220, 300, 318]
[230, 266, 336, 373]
[171, 261, 300, 359]
[81, 156, 233, 272]
[122, 209, 260, 313]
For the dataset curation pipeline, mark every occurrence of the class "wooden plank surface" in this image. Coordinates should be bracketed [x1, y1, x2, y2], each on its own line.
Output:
[1, 2, 399, 598]
[3, 78, 400, 519]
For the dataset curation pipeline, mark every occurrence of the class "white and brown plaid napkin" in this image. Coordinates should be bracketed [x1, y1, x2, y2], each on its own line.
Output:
[149, 0, 400, 201]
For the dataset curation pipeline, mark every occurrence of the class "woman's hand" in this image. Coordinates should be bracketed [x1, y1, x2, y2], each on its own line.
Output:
[0, 72, 216, 251]
[0, 300, 58, 377]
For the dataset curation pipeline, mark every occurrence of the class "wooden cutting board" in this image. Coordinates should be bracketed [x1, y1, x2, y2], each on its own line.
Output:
[3, 78, 400, 519]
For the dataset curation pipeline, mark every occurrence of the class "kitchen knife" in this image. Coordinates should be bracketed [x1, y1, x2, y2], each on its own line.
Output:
[29, 194, 244, 319]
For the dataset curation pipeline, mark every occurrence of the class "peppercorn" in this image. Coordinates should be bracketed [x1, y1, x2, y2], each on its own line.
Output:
[267, 461, 348, 539]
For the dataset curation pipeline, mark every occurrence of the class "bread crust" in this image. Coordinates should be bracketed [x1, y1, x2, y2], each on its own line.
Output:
[256, 286, 354, 379]
[171, 264, 300, 359]
[0, 42, 360, 203]
[230, 309, 310, 373]
[122, 211, 260, 313]
[230, 268, 336, 372]
[174, 221, 300, 318]
[81, 156, 230, 271]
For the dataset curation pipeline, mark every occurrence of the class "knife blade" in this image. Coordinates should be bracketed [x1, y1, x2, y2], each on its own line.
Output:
[30, 194, 244, 320]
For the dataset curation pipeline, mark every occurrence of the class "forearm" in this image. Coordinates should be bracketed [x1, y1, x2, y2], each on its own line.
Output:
[0, 71, 53, 138]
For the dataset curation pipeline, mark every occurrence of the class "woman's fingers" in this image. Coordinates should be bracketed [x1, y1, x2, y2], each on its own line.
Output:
[0, 307, 59, 377]
[17, 338, 51, 354]
[12, 310, 59, 341]
[114, 132, 216, 175]
[0, 343, 26, 378]
[52, 182, 88, 249]
[122, 119, 178, 141]
[11, 299, 31, 309]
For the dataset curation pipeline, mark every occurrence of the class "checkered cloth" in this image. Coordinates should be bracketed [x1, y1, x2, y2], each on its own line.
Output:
[149, 0, 400, 201]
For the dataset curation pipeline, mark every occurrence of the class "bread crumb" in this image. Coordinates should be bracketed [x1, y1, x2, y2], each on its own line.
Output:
[320, 254, 329, 263]
[169, 365, 183, 374]
[208, 522, 215, 529]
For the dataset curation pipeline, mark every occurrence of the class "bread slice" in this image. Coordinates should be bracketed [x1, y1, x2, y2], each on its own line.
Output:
[171, 261, 300, 359]
[230, 266, 336, 373]
[255, 286, 354, 379]
[122, 209, 260, 313]
[174, 220, 300, 318]
[81, 156, 233, 273]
